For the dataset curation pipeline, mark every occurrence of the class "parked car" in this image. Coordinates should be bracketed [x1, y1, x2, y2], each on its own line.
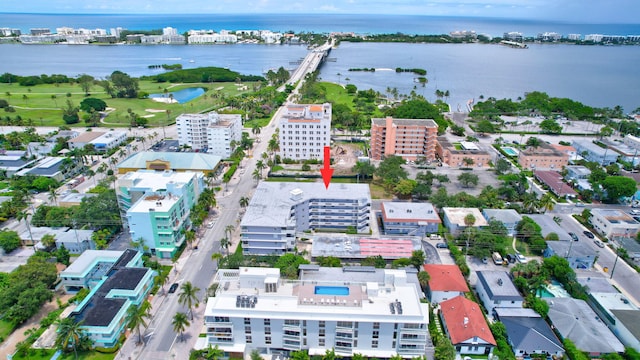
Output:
[569, 232, 579, 241]
[506, 254, 517, 263]
[631, 210, 640, 215]
[583, 231, 595, 239]
[516, 253, 528, 263]
[481, 257, 489, 264]
[168, 283, 179, 294]
[436, 242, 448, 249]
[594, 240, 605, 248]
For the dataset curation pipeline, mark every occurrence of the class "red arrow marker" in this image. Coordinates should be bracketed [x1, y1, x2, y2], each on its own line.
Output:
[320, 146, 334, 189]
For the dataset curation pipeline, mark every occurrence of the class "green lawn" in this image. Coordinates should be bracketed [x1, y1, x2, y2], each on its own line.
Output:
[0, 81, 256, 128]
[0, 319, 15, 341]
[318, 82, 385, 118]
[11, 349, 116, 360]
[369, 183, 393, 199]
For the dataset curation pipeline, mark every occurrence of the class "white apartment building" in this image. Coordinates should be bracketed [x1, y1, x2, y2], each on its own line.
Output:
[567, 34, 582, 41]
[278, 103, 331, 160]
[176, 112, 242, 158]
[241, 182, 371, 255]
[200, 266, 430, 359]
[187, 31, 238, 44]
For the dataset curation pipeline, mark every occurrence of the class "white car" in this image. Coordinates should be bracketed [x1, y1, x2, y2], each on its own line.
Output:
[515, 253, 528, 263]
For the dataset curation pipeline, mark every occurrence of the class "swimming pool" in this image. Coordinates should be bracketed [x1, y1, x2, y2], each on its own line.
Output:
[502, 146, 519, 156]
[149, 87, 205, 103]
[314, 286, 349, 296]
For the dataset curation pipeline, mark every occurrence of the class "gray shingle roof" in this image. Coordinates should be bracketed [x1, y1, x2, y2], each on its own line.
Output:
[476, 271, 523, 301]
[500, 316, 564, 354]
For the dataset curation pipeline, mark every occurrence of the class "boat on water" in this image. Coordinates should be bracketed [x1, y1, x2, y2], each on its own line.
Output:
[189, 59, 195, 63]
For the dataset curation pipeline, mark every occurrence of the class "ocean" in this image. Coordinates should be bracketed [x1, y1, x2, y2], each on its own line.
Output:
[1, 13, 639, 111]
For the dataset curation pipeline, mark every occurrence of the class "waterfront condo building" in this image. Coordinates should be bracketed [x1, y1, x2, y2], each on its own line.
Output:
[176, 112, 242, 158]
[117, 170, 204, 258]
[370, 117, 438, 161]
[200, 266, 430, 358]
[278, 103, 331, 160]
[436, 137, 491, 168]
[241, 182, 371, 255]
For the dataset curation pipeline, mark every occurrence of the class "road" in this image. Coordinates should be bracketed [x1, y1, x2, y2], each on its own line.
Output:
[555, 213, 640, 305]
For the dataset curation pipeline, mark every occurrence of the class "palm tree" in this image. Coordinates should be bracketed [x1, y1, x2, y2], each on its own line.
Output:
[55, 318, 85, 359]
[220, 237, 230, 257]
[252, 168, 261, 184]
[203, 344, 225, 360]
[538, 193, 555, 213]
[51, 94, 58, 107]
[127, 301, 152, 345]
[522, 192, 539, 214]
[178, 281, 201, 320]
[16, 210, 34, 244]
[417, 271, 430, 291]
[48, 186, 58, 206]
[224, 225, 235, 240]
[211, 252, 223, 268]
[256, 160, 266, 177]
[184, 229, 196, 249]
[172, 312, 190, 342]
[239, 196, 249, 208]
[251, 124, 261, 137]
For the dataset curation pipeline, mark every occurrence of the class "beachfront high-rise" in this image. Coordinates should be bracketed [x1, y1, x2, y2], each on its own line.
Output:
[116, 170, 204, 258]
[278, 103, 331, 160]
[241, 182, 371, 255]
[200, 266, 430, 358]
[370, 117, 438, 161]
[176, 112, 242, 158]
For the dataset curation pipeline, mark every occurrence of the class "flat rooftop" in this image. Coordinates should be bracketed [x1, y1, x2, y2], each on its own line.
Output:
[128, 192, 181, 213]
[482, 209, 523, 224]
[311, 235, 423, 259]
[242, 182, 371, 228]
[117, 152, 221, 171]
[442, 207, 488, 227]
[62, 250, 124, 276]
[208, 267, 428, 322]
[591, 208, 640, 225]
[547, 240, 597, 258]
[118, 170, 198, 191]
[381, 202, 440, 222]
[476, 270, 523, 301]
[372, 117, 438, 128]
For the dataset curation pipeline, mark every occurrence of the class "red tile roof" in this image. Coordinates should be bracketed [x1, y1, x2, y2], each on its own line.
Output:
[423, 264, 469, 292]
[440, 296, 496, 346]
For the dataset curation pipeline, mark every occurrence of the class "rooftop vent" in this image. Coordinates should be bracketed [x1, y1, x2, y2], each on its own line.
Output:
[497, 278, 503, 286]
[290, 188, 303, 201]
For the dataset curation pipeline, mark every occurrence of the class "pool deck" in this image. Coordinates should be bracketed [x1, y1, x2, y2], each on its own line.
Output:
[293, 283, 366, 307]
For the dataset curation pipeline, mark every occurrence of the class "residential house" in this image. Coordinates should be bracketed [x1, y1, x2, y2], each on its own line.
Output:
[15, 157, 67, 182]
[565, 165, 592, 191]
[475, 271, 524, 316]
[58, 192, 98, 207]
[589, 292, 640, 351]
[200, 266, 430, 358]
[423, 264, 469, 303]
[482, 209, 523, 236]
[543, 241, 597, 269]
[602, 140, 640, 166]
[441, 207, 487, 235]
[278, 103, 331, 160]
[0, 150, 37, 176]
[67, 249, 155, 348]
[534, 170, 578, 198]
[68, 131, 126, 152]
[494, 308, 564, 358]
[117, 151, 221, 175]
[439, 296, 496, 355]
[518, 142, 569, 170]
[590, 208, 640, 242]
[241, 182, 371, 255]
[370, 117, 438, 161]
[435, 137, 492, 168]
[380, 202, 441, 236]
[572, 140, 619, 165]
[18, 226, 94, 254]
[545, 297, 625, 355]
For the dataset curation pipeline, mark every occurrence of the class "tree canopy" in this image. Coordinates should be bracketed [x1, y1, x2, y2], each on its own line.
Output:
[79, 98, 107, 112]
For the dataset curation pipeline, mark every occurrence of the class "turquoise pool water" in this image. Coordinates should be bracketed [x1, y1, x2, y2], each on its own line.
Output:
[502, 146, 519, 156]
[315, 286, 349, 296]
[149, 87, 205, 103]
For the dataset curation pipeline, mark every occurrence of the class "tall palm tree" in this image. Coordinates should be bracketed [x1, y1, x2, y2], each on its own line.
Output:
[183, 229, 196, 249]
[224, 225, 235, 240]
[239, 196, 249, 208]
[211, 252, 223, 268]
[55, 318, 85, 359]
[464, 214, 476, 255]
[220, 237, 231, 257]
[48, 186, 58, 206]
[172, 312, 190, 342]
[256, 160, 266, 178]
[252, 168, 261, 184]
[127, 301, 152, 345]
[178, 281, 201, 320]
[522, 192, 539, 214]
[16, 211, 34, 244]
[251, 124, 261, 137]
[538, 193, 555, 213]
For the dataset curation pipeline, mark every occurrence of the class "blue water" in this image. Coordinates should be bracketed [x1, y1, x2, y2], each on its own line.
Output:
[149, 87, 204, 103]
[502, 147, 519, 156]
[314, 286, 350, 296]
[3, 13, 640, 37]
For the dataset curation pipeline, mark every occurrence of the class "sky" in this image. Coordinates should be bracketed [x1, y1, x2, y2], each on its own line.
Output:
[3, 0, 640, 23]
